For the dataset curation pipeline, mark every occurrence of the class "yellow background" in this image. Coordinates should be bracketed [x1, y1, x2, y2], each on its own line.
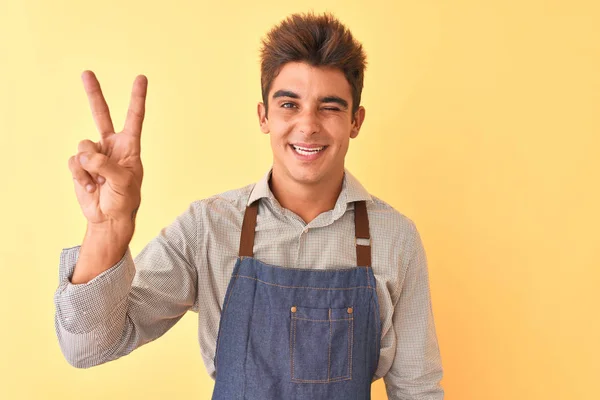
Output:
[1, 0, 598, 399]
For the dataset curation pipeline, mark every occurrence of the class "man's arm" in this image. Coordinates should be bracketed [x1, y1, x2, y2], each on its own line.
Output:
[384, 224, 444, 399]
[54, 202, 199, 368]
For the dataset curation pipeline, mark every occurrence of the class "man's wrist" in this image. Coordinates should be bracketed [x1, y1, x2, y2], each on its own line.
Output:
[70, 221, 135, 284]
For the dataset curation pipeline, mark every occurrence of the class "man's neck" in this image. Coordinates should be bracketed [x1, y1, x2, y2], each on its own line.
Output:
[269, 167, 344, 224]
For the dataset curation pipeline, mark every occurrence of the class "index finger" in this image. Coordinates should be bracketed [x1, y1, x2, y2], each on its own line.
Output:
[123, 75, 148, 138]
[81, 70, 115, 139]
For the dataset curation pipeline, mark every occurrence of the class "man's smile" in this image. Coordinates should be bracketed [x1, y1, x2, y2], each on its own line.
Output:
[289, 143, 329, 160]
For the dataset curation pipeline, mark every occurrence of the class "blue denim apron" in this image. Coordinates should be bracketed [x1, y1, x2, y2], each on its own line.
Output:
[212, 200, 381, 399]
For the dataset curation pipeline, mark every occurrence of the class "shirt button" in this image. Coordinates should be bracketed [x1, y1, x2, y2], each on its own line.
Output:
[347, 307, 353, 314]
[291, 306, 297, 313]
[303, 227, 309, 233]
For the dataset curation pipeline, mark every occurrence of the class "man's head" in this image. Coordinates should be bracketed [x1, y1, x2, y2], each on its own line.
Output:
[257, 12, 367, 187]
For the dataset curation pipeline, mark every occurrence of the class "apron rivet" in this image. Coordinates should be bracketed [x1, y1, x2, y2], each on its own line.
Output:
[291, 306, 297, 313]
[347, 307, 353, 314]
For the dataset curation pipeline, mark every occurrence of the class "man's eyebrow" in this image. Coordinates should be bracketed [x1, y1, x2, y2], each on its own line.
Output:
[272, 90, 300, 99]
[319, 96, 348, 109]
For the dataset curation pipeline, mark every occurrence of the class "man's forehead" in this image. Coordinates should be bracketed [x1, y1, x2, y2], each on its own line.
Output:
[269, 62, 352, 100]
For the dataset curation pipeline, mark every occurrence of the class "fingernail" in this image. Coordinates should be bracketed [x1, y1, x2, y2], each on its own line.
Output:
[97, 176, 105, 184]
[79, 154, 88, 164]
[86, 184, 94, 192]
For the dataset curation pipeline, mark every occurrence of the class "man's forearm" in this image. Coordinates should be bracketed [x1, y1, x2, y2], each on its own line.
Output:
[71, 221, 134, 284]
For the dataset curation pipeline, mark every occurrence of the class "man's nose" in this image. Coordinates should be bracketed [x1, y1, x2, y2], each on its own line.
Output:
[296, 108, 321, 135]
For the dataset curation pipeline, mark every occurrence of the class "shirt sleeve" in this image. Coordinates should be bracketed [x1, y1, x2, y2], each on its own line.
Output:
[384, 224, 444, 399]
[53, 202, 200, 368]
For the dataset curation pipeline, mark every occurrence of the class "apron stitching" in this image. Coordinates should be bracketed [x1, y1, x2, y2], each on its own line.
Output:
[214, 271, 241, 373]
[370, 289, 381, 377]
[222, 275, 239, 316]
[293, 317, 351, 322]
[232, 274, 371, 291]
[241, 281, 258, 399]
[348, 317, 352, 379]
[292, 376, 351, 383]
[328, 308, 332, 382]
[291, 317, 297, 380]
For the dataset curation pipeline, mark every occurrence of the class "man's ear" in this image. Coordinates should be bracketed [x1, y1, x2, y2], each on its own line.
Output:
[257, 102, 270, 134]
[350, 106, 366, 139]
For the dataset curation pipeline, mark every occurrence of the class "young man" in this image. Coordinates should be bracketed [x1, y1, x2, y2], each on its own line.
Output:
[56, 12, 444, 399]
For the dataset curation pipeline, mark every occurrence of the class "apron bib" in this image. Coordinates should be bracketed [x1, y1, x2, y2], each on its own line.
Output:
[212, 200, 381, 399]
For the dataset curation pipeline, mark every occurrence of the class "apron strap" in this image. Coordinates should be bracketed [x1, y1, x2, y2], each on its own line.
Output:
[354, 200, 372, 267]
[239, 200, 259, 257]
[238, 199, 372, 268]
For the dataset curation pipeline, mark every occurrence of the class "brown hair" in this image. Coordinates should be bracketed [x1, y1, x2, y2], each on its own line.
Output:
[260, 12, 367, 119]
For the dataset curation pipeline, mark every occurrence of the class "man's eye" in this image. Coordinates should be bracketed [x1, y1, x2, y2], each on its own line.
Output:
[323, 107, 341, 111]
[281, 102, 296, 108]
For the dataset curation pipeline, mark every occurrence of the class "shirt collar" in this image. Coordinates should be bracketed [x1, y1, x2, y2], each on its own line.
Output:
[247, 167, 372, 209]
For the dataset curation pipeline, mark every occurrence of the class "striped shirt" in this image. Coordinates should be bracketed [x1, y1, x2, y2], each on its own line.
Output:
[54, 168, 444, 399]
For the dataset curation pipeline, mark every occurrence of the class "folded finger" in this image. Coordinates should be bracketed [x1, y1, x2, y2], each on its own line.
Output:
[77, 139, 99, 154]
[68, 155, 96, 193]
[77, 151, 124, 186]
[76, 140, 102, 183]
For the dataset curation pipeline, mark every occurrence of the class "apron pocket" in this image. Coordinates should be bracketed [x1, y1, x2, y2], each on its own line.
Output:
[290, 305, 353, 383]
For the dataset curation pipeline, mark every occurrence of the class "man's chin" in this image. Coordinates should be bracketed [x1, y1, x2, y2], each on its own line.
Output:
[291, 172, 322, 186]
[289, 164, 343, 187]
[274, 157, 341, 187]
[279, 164, 323, 186]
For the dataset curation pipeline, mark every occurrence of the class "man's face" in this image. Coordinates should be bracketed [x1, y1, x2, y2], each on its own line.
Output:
[257, 62, 365, 187]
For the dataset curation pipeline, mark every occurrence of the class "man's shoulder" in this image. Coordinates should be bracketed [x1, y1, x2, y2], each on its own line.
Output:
[366, 194, 419, 238]
[345, 170, 417, 235]
[190, 183, 255, 215]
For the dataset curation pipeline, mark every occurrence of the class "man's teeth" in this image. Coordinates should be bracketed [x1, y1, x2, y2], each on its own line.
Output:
[292, 145, 325, 155]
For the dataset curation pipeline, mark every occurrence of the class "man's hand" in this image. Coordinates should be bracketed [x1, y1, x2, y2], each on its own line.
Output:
[68, 71, 148, 227]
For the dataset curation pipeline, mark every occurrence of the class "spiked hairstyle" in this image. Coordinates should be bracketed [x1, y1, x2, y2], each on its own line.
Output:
[260, 12, 367, 119]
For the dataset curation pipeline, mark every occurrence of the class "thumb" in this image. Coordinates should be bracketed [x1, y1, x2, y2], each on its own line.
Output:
[78, 152, 123, 183]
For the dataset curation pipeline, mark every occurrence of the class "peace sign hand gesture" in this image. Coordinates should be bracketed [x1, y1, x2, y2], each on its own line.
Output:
[68, 71, 148, 228]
